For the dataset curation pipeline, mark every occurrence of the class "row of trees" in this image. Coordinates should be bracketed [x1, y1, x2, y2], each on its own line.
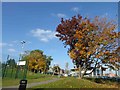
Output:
[56, 14, 120, 78]
[2, 50, 53, 74]
[2, 58, 16, 68]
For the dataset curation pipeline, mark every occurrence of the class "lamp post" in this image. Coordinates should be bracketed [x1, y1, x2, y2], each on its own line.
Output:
[19, 40, 28, 90]
[20, 40, 27, 79]
[16, 41, 26, 79]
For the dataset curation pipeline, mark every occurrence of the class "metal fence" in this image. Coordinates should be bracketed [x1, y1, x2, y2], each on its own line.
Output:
[2, 55, 28, 79]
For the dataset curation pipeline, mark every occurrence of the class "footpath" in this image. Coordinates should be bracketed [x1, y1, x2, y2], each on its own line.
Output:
[2, 78, 60, 89]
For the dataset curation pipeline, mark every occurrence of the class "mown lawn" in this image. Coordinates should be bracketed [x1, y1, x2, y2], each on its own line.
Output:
[33, 77, 118, 88]
[0, 77, 2, 87]
[2, 72, 56, 87]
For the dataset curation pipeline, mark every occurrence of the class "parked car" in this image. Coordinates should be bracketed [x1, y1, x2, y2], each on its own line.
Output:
[101, 76, 110, 80]
[70, 72, 79, 77]
[115, 77, 120, 82]
[64, 74, 68, 77]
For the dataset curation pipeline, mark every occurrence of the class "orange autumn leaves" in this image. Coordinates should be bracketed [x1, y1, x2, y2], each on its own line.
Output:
[23, 50, 49, 72]
[56, 14, 119, 69]
[29, 50, 46, 70]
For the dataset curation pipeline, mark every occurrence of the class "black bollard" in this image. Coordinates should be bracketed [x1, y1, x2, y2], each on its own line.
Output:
[19, 79, 27, 90]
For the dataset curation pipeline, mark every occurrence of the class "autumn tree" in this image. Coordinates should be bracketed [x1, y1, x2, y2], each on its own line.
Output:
[106, 46, 120, 71]
[52, 65, 61, 75]
[56, 14, 119, 78]
[22, 49, 53, 73]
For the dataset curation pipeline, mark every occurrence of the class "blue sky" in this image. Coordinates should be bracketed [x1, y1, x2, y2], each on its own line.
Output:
[2, 0, 119, 2]
[1, 2, 118, 69]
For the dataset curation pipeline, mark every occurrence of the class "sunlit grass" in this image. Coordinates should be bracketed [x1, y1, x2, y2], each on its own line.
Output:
[33, 77, 118, 88]
[0, 77, 2, 88]
[2, 71, 56, 87]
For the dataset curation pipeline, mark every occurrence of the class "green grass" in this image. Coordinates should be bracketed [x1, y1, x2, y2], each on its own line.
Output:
[27, 73, 57, 84]
[33, 77, 118, 88]
[2, 71, 57, 87]
[0, 77, 2, 87]
[84, 77, 120, 87]
[2, 77, 20, 86]
[2, 68, 25, 79]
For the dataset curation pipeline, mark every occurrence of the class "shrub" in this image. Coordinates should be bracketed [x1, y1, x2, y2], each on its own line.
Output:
[94, 78, 103, 83]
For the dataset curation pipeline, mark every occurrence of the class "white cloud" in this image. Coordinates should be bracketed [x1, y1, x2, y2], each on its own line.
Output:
[71, 7, 79, 12]
[0, 43, 7, 48]
[8, 48, 16, 52]
[12, 40, 31, 46]
[31, 29, 57, 42]
[101, 13, 109, 18]
[57, 13, 66, 18]
[8, 44, 13, 47]
[0, 42, 14, 48]
[12, 40, 18, 43]
[51, 13, 66, 18]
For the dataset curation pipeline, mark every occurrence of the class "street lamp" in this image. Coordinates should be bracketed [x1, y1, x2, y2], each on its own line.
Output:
[20, 40, 26, 58]
[19, 40, 28, 90]
[21, 40, 26, 49]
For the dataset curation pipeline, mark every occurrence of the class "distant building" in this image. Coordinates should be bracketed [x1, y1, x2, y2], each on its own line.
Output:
[70, 66, 108, 77]
[70, 68, 79, 76]
[108, 73, 116, 77]
[118, 69, 120, 76]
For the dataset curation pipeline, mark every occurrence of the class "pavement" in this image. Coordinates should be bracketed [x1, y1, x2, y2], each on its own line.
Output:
[2, 78, 61, 89]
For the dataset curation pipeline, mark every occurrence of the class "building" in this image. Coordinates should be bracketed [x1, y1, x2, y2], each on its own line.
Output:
[108, 73, 116, 77]
[70, 66, 108, 77]
[118, 69, 120, 76]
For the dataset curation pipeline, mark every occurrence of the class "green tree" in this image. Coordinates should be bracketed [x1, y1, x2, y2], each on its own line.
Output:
[45, 56, 53, 72]
[0, 61, 2, 69]
[0, 61, 2, 77]
[6, 58, 16, 68]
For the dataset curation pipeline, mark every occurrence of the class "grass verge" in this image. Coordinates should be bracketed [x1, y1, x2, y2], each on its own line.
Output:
[32, 77, 118, 88]
[2, 72, 57, 87]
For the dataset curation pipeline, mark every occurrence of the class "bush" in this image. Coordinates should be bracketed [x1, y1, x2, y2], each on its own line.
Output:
[94, 78, 103, 83]
[84, 77, 104, 84]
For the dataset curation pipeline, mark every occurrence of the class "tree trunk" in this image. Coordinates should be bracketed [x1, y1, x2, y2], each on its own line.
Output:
[52, 70, 55, 76]
[101, 69, 103, 76]
[44, 67, 46, 74]
[81, 68, 87, 78]
[116, 70, 117, 76]
[79, 65, 82, 79]
[78, 65, 88, 79]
